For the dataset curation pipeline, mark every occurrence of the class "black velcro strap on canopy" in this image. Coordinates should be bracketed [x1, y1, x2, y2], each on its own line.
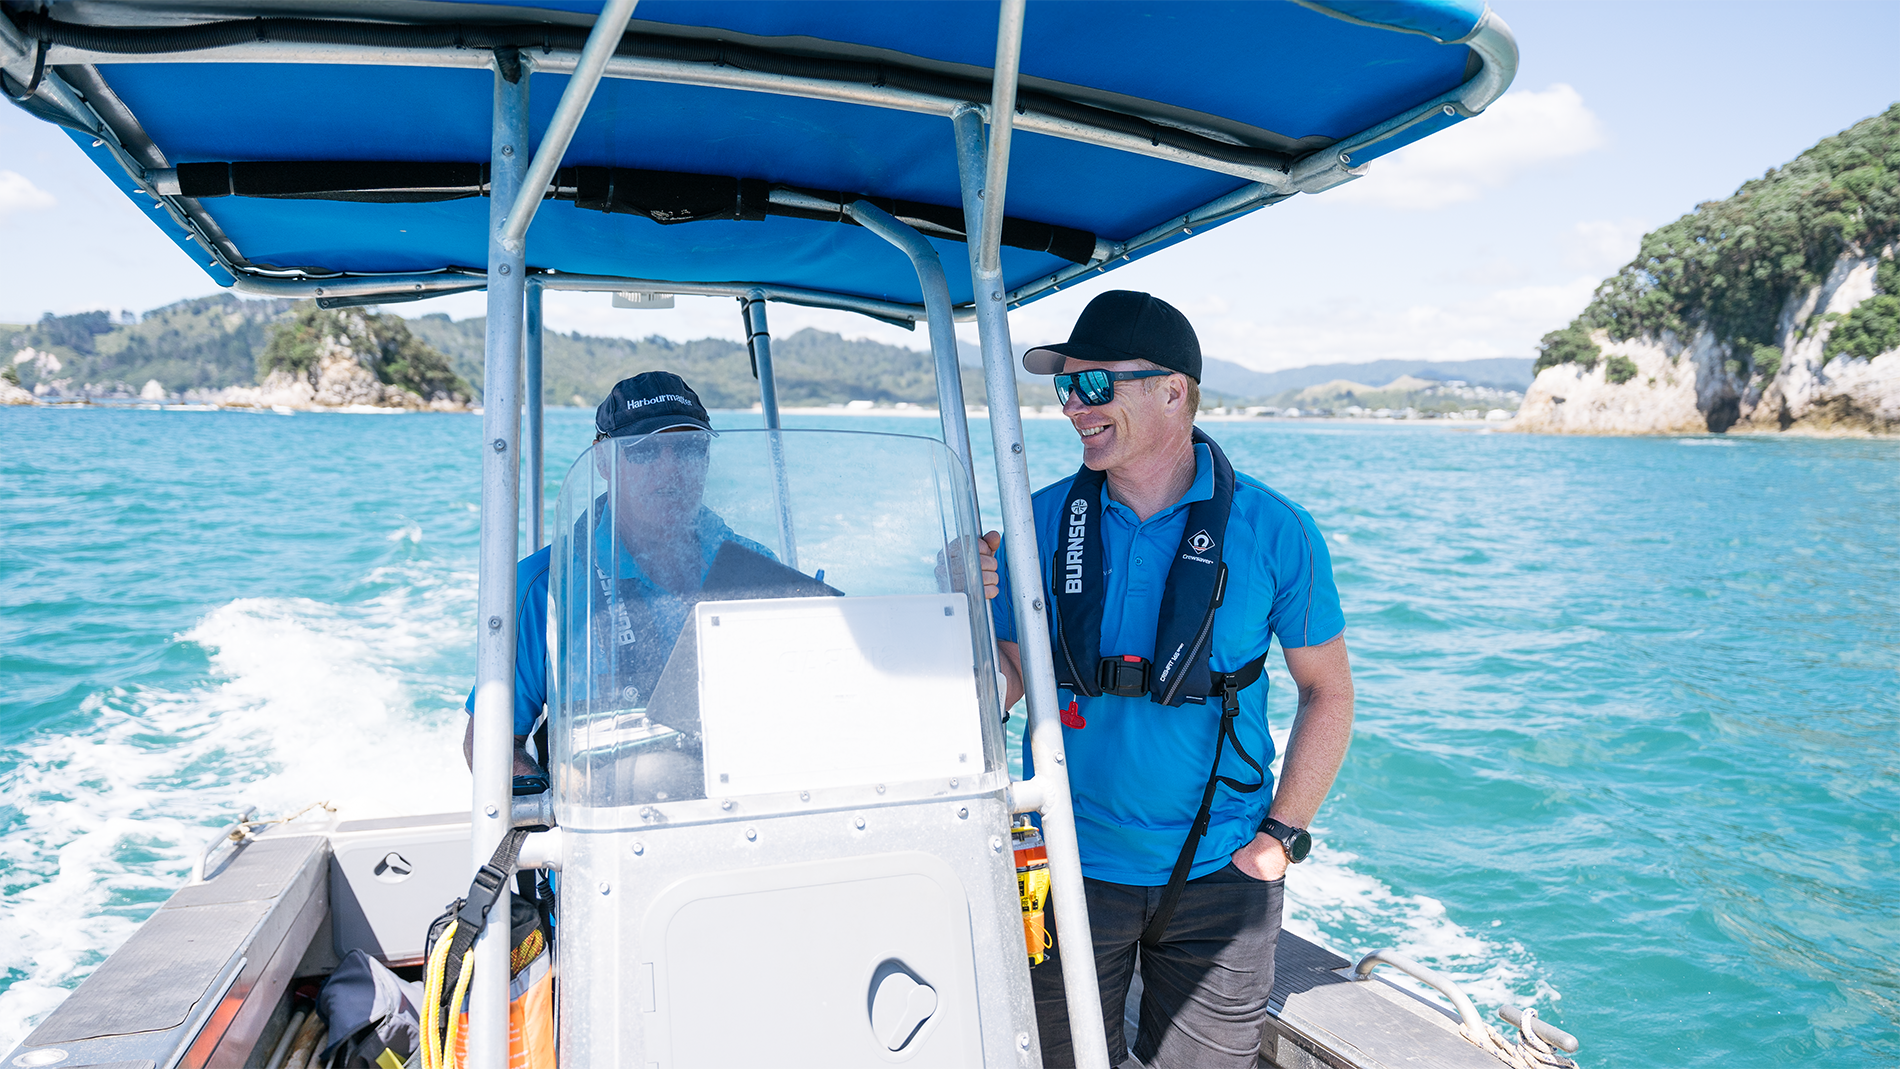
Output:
[177, 160, 489, 202]
[570, 166, 771, 224]
[163, 159, 1100, 264]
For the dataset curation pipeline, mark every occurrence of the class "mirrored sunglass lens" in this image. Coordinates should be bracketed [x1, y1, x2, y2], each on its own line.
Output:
[1076, 370, 1112, 404]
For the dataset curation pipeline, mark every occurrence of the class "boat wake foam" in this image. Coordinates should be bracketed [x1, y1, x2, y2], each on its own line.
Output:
[0, 569, 471, 1050]
[1283, 847, 1561, 1015]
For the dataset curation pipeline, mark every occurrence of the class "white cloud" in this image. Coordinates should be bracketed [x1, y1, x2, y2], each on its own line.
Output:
[1196, 275, 1602, 373]
[0, 170, 56, 218]
[1324, 85, 1607, 210]
[1564, 218, 1650, 275]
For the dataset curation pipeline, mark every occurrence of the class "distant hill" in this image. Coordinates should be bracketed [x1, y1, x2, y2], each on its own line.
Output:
[1197, 357, 1532, 398]
[4, 295, 298, 398]
[405, 313, 983, 410]
[5, 293, 984, 408]
[1257, 373, 1522, 416]
[7, 291, 1530, 410]
[955, 340, 1531, 402]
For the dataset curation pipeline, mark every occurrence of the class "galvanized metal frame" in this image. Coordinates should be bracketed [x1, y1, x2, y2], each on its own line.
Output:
[496, 0, 638, 256]
[1, 3, 1517, 323]
[955, 5, 1109, 1067]
[738, 293, 799, 570]
[29, 27, 1300, 188]
[469, 52, 530, 1069]
[525, 278, 547, 552]
[841, 195, 1008, 781]
[0, 7, 1520, 1066]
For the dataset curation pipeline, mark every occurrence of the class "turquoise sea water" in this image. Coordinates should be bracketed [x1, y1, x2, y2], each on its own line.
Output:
[1, 405, 1895, 1065]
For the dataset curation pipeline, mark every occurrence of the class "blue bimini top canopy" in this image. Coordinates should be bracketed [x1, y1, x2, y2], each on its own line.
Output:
[1, 0, 1515, 325]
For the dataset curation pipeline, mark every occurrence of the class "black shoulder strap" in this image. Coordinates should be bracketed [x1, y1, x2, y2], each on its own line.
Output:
[436, 827, 529, 1013]
[1139, 649, 1270, 947]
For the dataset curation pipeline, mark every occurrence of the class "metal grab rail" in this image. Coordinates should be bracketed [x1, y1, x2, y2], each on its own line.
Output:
[193, 805, 257, 883]
[1350, 949, 1488, 1037]
[1351, 950, 1580, 1054]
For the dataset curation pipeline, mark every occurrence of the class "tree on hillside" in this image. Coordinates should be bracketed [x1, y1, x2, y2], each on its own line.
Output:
[1826, 256, 1900, 363]
[261, 304, 470, 402]
[1538, 102, 1900, 372]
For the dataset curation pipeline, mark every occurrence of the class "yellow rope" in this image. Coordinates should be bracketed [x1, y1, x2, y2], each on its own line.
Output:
[421, 920, 457, 1069]
[442, 947, 476, 1069]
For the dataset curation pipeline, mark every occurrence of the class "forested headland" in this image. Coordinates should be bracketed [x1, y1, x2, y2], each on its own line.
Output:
[1515, 103, 1899, 435]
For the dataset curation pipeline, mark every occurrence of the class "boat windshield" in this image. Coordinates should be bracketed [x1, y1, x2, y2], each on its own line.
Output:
[546, 427, 1005, 825]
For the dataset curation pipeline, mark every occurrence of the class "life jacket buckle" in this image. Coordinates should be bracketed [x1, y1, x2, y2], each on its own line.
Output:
[1097, 655, 1150, 697]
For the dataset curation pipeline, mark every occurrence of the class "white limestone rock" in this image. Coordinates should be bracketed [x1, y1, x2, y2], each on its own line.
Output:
[1508, 328, 1743, 435]
[1510, 246, 1898, 436]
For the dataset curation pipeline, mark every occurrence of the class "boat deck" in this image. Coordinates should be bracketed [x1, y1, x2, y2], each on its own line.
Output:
[7, 818, 1516, 1069]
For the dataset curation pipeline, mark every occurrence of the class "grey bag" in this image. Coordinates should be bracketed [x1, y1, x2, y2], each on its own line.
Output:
[316, 948, 424, 1068]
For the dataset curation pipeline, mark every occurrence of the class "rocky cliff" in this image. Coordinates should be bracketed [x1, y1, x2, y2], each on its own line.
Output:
[1511, 103, 1900, 436]
[218, 306, 470, 411]
[1514, 246, 1898, 435]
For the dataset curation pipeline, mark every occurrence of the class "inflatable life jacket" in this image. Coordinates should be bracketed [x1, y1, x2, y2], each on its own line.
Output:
[1047, 427, 1268, 708]
[577, 502, 834, 714]
[577, 501, 728, 710]
[1042, 427, 1271, 946]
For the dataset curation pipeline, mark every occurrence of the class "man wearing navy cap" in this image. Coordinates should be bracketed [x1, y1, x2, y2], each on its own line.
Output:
[982, 291, 1356, 1069]
[461, 370, 770, 777]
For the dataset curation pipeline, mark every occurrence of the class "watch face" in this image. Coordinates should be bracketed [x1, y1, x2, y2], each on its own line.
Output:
[1287, 829, 1312, 863]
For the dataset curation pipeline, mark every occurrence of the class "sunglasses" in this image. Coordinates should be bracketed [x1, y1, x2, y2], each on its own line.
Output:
[1053, 368, 1171, 407]
[618, 435, 710, 465]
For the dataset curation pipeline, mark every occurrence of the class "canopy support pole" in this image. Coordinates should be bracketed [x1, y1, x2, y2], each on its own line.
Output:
[844, 197, 1005, 742]
[742, 294, 798, 569]
[497, 0, 638, 254]
[469, 51, 530, 1069]
[954, 3, 1111, 1066]
[525, 278, 545, 552]
[841, 199, 974, 469]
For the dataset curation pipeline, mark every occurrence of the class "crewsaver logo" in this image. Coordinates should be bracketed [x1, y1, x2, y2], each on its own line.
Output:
[1064, 498, 1089, 593]
[1189, 530, 1214, 554]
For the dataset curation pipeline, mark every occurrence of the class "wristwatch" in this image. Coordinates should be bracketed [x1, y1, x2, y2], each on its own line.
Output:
[1259, 817, 1312, 864]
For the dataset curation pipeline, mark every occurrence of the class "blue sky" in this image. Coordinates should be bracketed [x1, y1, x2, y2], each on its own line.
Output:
[2, 1, 1896, 371]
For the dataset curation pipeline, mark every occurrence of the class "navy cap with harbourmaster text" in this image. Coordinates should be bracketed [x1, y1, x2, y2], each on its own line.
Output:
[595, 371, 715, 439]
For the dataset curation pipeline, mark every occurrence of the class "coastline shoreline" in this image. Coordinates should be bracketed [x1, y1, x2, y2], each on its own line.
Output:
[3, 398, 1514, 429]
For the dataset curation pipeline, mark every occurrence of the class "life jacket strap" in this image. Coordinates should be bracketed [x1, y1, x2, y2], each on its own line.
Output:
[1097, 655, 1150, 696]
[1087, 648, 1269, 705]
[1138, 648, 1271, 948]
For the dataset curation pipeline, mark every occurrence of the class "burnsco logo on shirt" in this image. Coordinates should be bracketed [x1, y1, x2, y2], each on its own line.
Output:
[1064, 497, 1089, 594]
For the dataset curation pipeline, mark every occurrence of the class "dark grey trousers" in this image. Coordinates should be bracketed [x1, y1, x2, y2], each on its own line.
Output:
[1031, 863, 1285, 1069]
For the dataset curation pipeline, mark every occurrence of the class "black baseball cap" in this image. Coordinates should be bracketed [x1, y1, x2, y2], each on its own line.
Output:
[1021, 290, 1202, 382]
[595, 371, 715, 439]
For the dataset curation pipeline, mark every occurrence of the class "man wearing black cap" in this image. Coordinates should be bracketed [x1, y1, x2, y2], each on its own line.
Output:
[982, 291, 1356, 1069]
[461, 370, 770, 777]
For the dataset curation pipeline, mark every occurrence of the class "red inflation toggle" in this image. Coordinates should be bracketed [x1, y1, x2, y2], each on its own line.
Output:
[1060, 700, 1087, 729]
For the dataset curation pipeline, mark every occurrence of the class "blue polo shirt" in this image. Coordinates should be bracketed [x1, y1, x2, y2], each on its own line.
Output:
[992, 442, 1344, 885]
[465, 509, 773, 736]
